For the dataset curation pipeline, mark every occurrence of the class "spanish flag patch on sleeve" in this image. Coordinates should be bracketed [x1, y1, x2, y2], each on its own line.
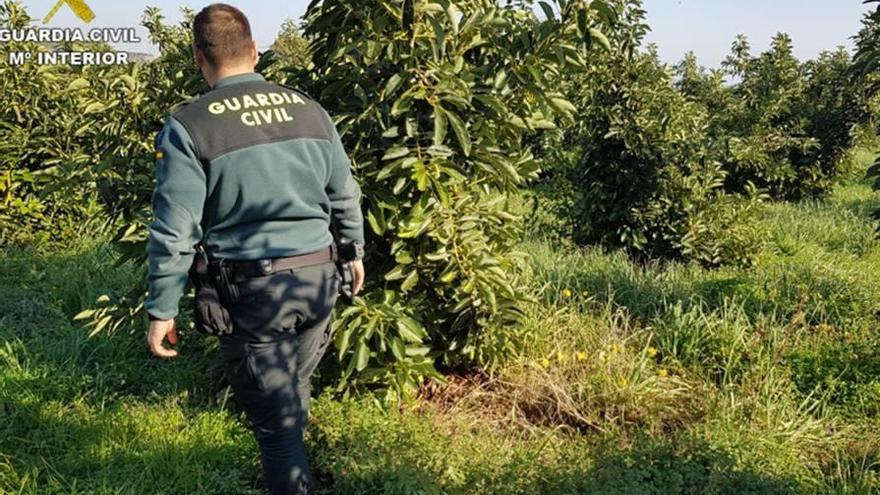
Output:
[155, 128, 166, 161]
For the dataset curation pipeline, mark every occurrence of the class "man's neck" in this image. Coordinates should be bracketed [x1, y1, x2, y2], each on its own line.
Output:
[205, 67, 255, 88]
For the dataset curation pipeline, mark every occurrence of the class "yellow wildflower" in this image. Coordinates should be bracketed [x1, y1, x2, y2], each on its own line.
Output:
[561, 289, 573, 298]
[658, 369, 669, 378]
[540, 358, 551, 368]
[618, 377, 628, 387]
[576, 351, 587, 362]
[646, 346, 658, 358]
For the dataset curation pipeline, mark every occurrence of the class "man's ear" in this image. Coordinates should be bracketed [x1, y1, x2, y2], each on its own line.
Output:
[192, 44, 205, 69]
[250, 41, 258, 66]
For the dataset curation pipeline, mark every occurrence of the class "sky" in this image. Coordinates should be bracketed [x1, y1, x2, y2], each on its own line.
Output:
[641, 0, 875, 68]
[17, 0, 878, 67]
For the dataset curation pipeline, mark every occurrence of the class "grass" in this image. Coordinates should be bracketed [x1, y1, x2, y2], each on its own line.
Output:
[2, 154, 880, 493]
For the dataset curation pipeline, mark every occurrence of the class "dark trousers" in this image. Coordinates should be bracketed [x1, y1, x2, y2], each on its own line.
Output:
[217, 262, 339, 495]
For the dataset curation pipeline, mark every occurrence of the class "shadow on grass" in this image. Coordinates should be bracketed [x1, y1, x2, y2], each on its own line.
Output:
[787, 337, 880, 416]
[0, 243, 331, 494]
[534, 252, 760, 323]
[574, 439, 801, 495]
[1, 394, 263, 495]
[835, 194, 880, 220]
[533, 238, 880, 330]
[0, 242, 236, 405]
[312, 430, 803, 495]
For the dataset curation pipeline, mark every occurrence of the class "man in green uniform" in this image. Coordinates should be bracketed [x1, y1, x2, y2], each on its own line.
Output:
[143, 4, 365, 494]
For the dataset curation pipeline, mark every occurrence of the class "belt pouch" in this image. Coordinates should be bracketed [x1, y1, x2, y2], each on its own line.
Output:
[189, 249, 234, 336]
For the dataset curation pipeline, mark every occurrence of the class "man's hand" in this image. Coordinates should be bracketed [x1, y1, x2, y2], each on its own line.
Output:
[148, 319, 179, 359]
[351, 259, 365, 295]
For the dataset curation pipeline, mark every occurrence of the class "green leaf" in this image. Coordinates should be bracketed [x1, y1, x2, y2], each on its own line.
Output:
[422, 3, 444, 13]
[401, 269, 419, 292]
[67, 78, 89, 91]
[367, 207, 387, 235]
[424, 250, 449, 261]
[431, 176, 450, 207]
[90, 316, 112, 336]
[588, 27, 611, 51]
[440, 94, 469, 109]
[405, 346, 431, 357]
[383, 147, 410, 160]
[385, 265, 407, 281]
[439, 268, 458, 283]
[576, 8, 587, 39]
[493, 69, 508, 90]
[447, 3, 460, 36]
[433, 108, 448, 146]
[392, 177, 407, 195]
[395, 250, 414, 264]
[453, 56, 464, 73]
[550, 97, 577, 115]
[381, 126, 400, 138]
[428, 16, 446, 60]
[354, 341, 370, 371]
[411, 160, 430, 191]
[118, 74, 137, 90]
[73, 309, 95, 321]
[591, 1, 618, 24]
[334, 324, 355, 356]
[83, 102, 105, 114]
[445, 110, 471, 156]
[391, 92, 413, 116]
[474, 94, 507, 116]
[396, 320, 427, 343]
[384, 73, 404, 98]
[538, 1, 555, 20]
[390, 337, 405, 360]
[377, 156, 415, 180]
[402, 0, 415, 30]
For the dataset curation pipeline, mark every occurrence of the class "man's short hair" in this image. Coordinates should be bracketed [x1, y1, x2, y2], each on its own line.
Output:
[193, 4, 253, 67]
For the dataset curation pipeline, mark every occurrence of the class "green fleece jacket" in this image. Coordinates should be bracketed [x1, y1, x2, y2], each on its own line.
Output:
[145, 73, 364, 320]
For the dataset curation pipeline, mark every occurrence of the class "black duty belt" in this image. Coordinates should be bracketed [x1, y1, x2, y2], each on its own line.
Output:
[220, 246, 336, 284]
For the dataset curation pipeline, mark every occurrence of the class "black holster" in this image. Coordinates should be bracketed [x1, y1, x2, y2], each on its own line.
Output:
[334, 243, 357, 305]
[337, 262, 355, 305]
[189, 246, 234, 336]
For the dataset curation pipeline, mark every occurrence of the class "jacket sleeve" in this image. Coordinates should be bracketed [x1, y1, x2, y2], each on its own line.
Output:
[322, 110, 365, 244]
[145, 117, 206, 320]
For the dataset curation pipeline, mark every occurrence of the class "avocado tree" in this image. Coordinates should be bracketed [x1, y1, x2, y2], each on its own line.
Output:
[271, 18, 311, 69]
[855, 0, 880, 228]
[545, 0, 764, 267]
[0, 1, 116, 244]
[294, 0, 615, 396]
[700, 33, 870, 200]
